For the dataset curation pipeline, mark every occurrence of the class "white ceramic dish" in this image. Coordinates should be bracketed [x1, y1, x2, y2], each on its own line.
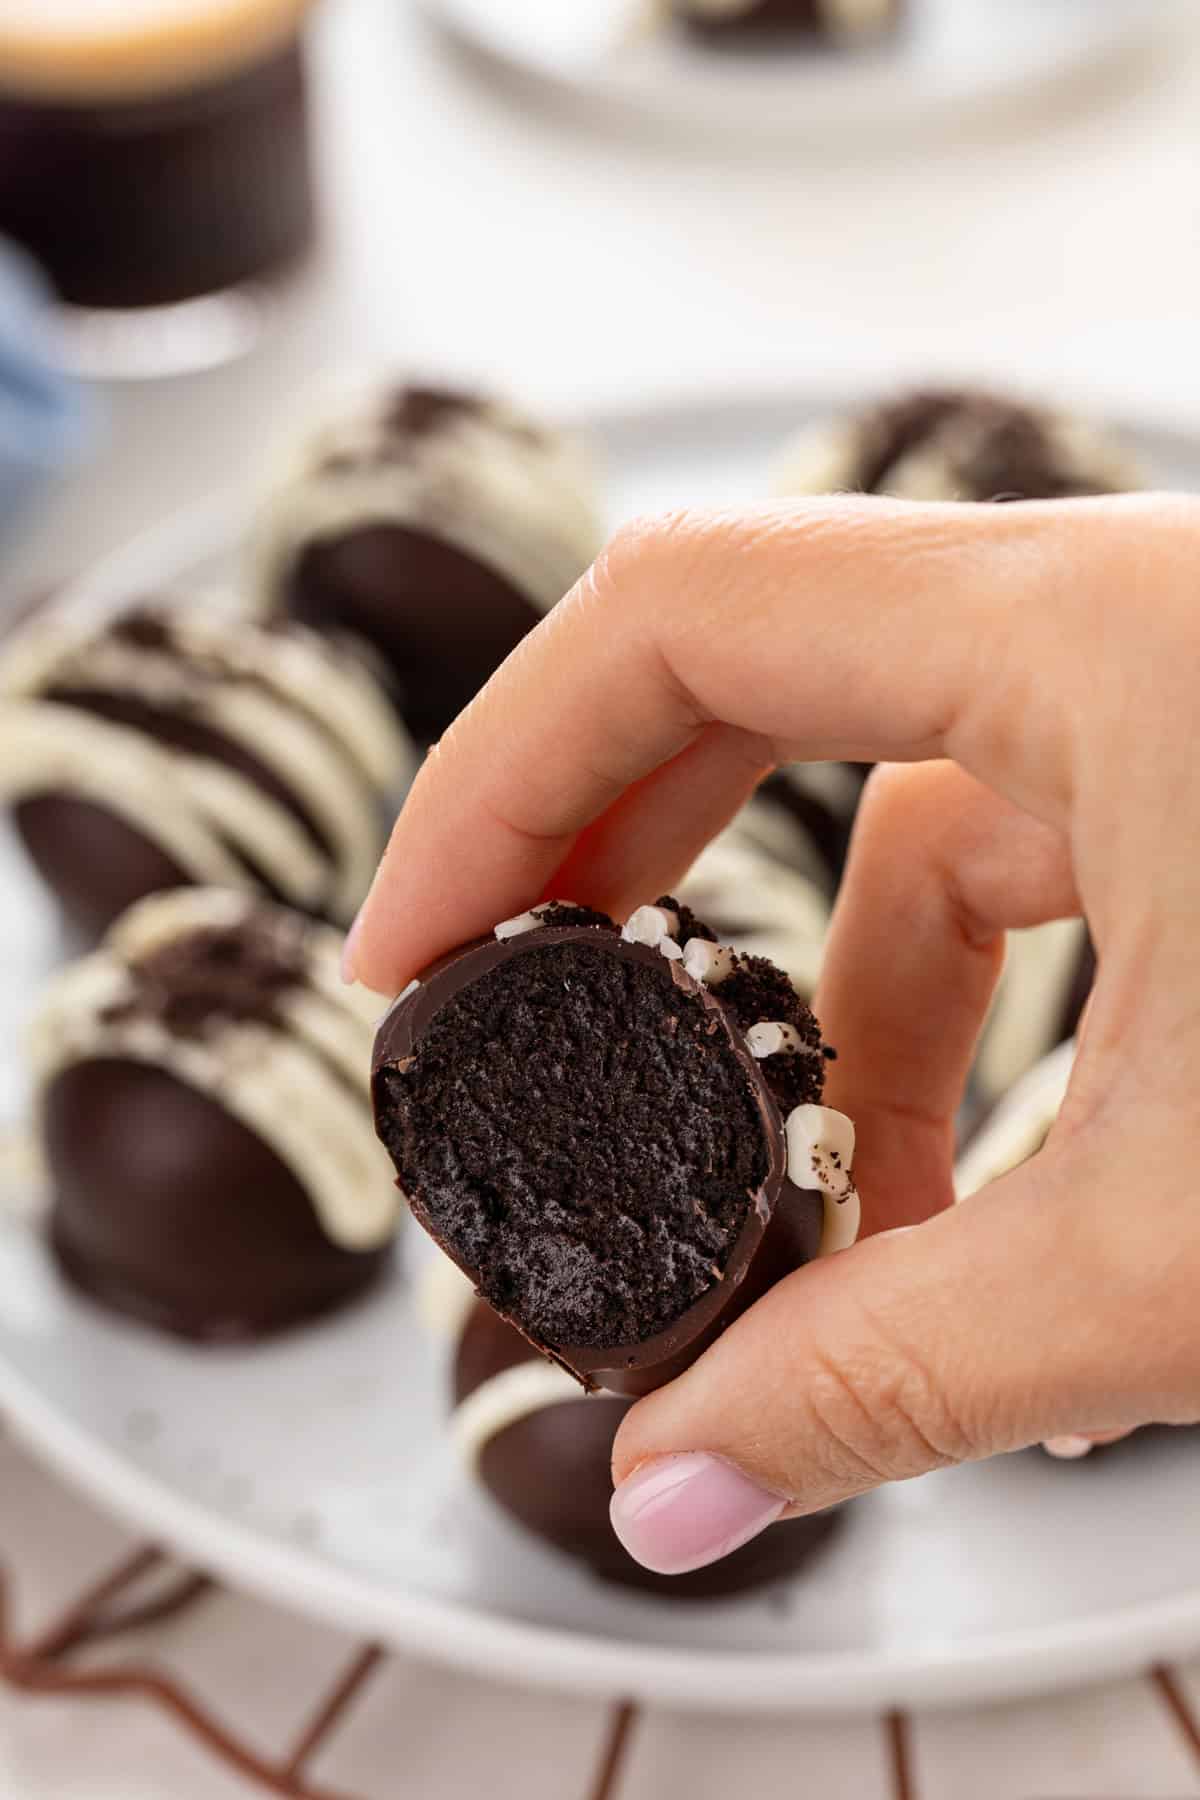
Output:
[415, 0, 1163, 142]
[2, 389, 1200, 1714]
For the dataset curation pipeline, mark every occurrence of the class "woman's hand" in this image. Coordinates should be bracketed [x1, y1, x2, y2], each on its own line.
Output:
[346, 493, 1200, 1576]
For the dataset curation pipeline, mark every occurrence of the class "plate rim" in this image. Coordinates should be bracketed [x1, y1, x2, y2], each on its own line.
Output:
[6, 389, 1200, 1713]
[5, 1319, 1200, 1714]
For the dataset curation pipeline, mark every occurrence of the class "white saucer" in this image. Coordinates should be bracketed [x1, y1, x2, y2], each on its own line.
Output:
[2, 387, 1200, 1714]
[416, 0, 1165, 141]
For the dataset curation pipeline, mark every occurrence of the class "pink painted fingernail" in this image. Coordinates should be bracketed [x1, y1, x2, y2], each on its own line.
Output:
[340, 909, 365, 985]
[609, 1453, 786, 1575]
[1043, 1435, 1094, 1460]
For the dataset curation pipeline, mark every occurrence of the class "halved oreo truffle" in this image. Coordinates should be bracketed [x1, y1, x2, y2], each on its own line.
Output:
[253, 384, 605, 742]
[775, 386, 1142, 503]
[31, 887, 400, 1340]
[0, 599, 414, 941]
[449, 1288, 841, 1598]
[373, 898, 859, 1396]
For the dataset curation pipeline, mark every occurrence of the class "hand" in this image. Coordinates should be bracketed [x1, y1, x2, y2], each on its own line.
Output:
[347, 493, 1200, 1576]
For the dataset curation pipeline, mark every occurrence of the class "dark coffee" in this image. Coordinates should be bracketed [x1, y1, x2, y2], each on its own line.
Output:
[0, 25, 314, 309]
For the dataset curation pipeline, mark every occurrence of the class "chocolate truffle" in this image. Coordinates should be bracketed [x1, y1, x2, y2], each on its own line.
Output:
[373, 898, 859, 1396]
[971, 920, 1094, 1119]
[674, 0, 900, 44]
[449, 1288, 841, 1599]
[0, 599, 414, 941]
[775, 387, 1142, 503]
[253, 385, 605, 742]
[31, 887, 400, 1340]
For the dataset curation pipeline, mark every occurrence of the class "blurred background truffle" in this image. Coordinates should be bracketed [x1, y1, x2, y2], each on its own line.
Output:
[253, 383, 605, 742]
[0, 598, 413, 940]
[674, 0, 902, 47]
[30, 887, 399, 1340]
[774, 387, 1142, 503]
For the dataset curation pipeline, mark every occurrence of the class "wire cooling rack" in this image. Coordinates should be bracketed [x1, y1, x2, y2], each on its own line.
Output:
[0, 1536, 636, 1800]
[5, 1533, 1200, 1800]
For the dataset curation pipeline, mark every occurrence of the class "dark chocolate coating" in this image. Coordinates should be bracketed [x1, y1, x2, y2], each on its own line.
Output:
[0, 41, 313, 309]
[286, 524, 544, 745]
[16, 794, 191, 943]
[374, 924, 824, 1396]
[46, 1059, 389, 1341]
[456, 1300, 839, 1598]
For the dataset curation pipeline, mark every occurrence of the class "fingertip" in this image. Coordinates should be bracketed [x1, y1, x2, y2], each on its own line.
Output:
[609, 1453, 786, 1576]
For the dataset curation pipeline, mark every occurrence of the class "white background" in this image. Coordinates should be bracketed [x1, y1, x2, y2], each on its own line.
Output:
[4, 1, 1200, 1792]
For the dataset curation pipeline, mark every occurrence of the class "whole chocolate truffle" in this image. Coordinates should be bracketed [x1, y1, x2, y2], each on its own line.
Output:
[373, 898, 859, 1396]
[675, 0, 900, 43]
[253, 384, 605, 743]
[450, 1291, 840, 1598]
[31, 887, 400, 1340]
[775, 386, 1142, 503]
[0, 599, 414, 942]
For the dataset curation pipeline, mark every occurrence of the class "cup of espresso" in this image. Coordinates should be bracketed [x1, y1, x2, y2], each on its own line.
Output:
[0, 1, 316, 364]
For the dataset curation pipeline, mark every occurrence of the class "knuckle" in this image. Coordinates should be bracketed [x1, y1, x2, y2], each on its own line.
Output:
[802, 1320, 976, 1488]
[591, 507, 712, 602]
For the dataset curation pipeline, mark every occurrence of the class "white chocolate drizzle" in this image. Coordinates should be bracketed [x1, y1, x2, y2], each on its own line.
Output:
[451, 1360, 584, 1468]
[973, 918, 1088, 1110]
[955, 1039, 1075, 1201]
[0, 603, 413, 927]
[784, 1103, 860, 1257]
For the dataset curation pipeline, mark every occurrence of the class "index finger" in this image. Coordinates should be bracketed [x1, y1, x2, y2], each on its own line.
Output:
[350, 493, 1131, 994]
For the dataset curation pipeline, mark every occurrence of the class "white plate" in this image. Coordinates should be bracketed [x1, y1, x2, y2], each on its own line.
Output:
[3, 390, 1200, 1715]
[416, 0, 1164, 142]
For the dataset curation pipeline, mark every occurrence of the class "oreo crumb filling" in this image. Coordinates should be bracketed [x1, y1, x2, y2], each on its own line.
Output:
[376, 935, 793, 1348]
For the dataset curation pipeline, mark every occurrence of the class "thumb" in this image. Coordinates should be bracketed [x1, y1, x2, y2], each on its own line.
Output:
[608, 1149, 1179, 1578]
